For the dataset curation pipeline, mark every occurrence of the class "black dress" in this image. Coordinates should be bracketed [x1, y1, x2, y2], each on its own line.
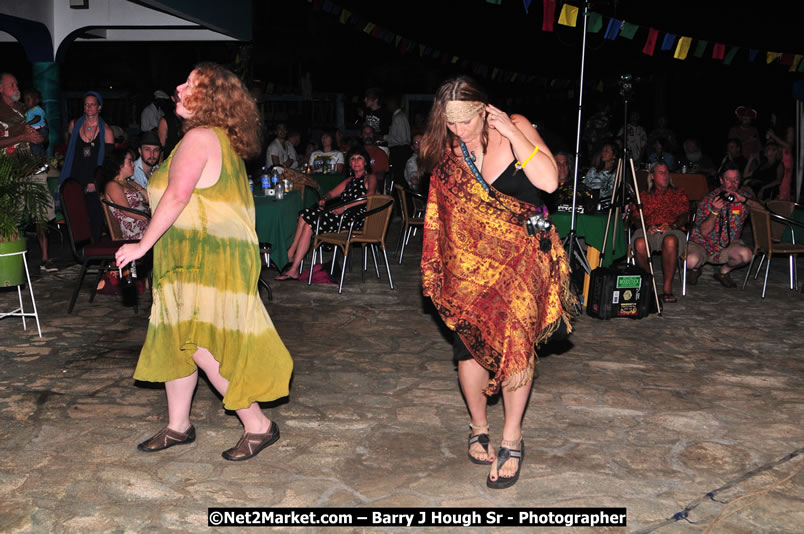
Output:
[300, 176, 368, 233]
[490, 161, 545, 208]
[70, 134, 107, 242]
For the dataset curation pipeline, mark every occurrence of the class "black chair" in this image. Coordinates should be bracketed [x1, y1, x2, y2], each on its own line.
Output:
[60, 178, 133, 313]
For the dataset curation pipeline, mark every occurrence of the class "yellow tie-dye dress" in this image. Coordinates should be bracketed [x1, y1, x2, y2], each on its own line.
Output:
[134, 127, 293, 410]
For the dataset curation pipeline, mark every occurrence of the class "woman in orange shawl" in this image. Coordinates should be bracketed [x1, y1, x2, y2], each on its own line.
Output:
[419, 77, 574, 489]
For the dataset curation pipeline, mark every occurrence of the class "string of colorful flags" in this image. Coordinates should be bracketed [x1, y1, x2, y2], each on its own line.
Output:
[307, 0, 804, 86]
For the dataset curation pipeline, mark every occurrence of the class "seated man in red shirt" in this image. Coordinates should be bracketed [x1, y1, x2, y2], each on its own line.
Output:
[631, 162, 689, 302]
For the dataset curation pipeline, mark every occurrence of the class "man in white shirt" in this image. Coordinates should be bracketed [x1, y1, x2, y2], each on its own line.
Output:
[266, 122, 298, 169]
[384, 95, 411, 180]
[132, 130, 162, 188]
[140, 90, 169, 132]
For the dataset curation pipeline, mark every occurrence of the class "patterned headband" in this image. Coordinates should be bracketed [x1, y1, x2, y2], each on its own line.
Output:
[444, 100, 484, 123]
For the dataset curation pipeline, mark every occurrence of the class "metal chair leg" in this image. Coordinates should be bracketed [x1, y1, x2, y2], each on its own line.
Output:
[682, 257, 688, 296]
[89, 262, 106, 303]
[762, 256, 772, 299]
[337, 249, 348, 294]
[754, 255, 765, 279]
[258, 277, 273, 301]
[742, 256, 756, 289]
[381, 246, 394, 290]
[370, 244, 380, 278]
[68, 261, 90, 313]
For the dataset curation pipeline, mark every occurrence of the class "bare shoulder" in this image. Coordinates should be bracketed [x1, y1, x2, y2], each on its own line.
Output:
[67, 119, 75, 134]
[104, 180, 123, 196]
[511, 114, 537, 133]
[180, 127, 220, 150]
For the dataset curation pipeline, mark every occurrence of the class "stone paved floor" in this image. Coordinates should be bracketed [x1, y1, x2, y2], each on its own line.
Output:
[1, 224, 802, 533]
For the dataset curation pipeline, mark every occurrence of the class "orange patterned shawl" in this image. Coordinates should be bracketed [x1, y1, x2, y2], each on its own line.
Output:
[421, 149, 575, 395]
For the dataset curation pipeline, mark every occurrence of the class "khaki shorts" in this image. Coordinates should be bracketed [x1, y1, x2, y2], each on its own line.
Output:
[19, 173, 56, 222]
[632, 228, 687, 255]
[687, 239, 746, 265]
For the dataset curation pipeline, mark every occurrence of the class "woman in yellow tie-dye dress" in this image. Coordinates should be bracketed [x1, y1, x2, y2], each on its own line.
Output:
[116, 63, 292, 461]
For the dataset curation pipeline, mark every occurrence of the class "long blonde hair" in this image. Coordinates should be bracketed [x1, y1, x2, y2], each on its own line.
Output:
[419, 76, 488, 173]
[181, 62, 262, 159]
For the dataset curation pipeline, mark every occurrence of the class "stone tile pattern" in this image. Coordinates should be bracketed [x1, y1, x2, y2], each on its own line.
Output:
[1, 223, 802, 533]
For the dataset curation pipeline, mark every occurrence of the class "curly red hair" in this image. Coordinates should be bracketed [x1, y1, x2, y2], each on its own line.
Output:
[181, 62, 262, 159]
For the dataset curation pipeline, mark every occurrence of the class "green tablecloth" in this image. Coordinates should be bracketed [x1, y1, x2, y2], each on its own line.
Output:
[551, 212, 628, 267]
[310, 173, 346, 197]
[253, 190, 305, 270]
[781, 208, 804, 244]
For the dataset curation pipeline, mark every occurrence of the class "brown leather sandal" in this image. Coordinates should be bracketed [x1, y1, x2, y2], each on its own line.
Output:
[221, 422, 280, 461]
[137, 425, 196, 452]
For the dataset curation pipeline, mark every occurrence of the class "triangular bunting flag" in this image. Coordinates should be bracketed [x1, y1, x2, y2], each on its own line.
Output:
[780, 53, 793, 65]
[748, 49, 759, 62]
[557, 4, 579, 27]
[790, 55, 802, 72]
[321, 0, 334, 13]
[486, 0, 502, 4]
[712, 43, 725, 60]
[724, 46, 739, 65]
[451, 56, 460, 64]
[620, 22, 638, 39]
[587, 12, 603, 33]
[693, 40, 707, 58]
[362, 22, 375, 34]
[798, 59, 804, 72]
[523, 0, 532, 14]
[661, 33, 676, 51]
[543, 0, 556, 32]
[642, 28, 659, 56]
[604, 18, 622, 40]
[339, 8, 351, 23]
[673, 36, 692, 60]
[767, 51, 781, 63]
[312, 0, 323, 11]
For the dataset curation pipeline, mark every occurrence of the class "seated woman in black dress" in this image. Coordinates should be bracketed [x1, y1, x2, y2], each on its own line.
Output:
[276, 146, 378, 280]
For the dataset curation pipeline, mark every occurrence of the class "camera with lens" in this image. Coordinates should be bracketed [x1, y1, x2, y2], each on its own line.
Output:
[618, 73, 635, 100]
[718, 192, 736, 202]
[525, 213, 552, 236]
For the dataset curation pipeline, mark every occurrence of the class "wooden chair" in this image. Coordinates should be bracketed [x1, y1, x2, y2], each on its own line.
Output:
[741, 206, 804, 298]
[100, 196, 150, 241]
[60, 179, 133, 313]
[309, 194, 395, 294]
[393, 183, 426, 263]
[675, 177, 710, 297]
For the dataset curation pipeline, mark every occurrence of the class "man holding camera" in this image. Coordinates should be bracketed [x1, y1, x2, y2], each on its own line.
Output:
[686, 162, 761, 288]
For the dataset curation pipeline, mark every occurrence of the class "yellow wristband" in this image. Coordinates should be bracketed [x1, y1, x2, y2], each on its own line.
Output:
[515, 145, 540, 170]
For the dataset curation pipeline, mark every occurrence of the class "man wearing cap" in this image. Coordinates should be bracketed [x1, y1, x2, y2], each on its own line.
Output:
[140, 90, 170, 133]
[727, 106, 762, 160]
[132, 131, 162, 189]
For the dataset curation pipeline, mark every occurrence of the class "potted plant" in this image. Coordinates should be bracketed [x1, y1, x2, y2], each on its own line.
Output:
[0, 150, 51, 286]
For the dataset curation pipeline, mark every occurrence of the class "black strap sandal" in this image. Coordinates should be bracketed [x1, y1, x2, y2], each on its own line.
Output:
[467, 423, 493, 465]
[486, 438, 524, 489]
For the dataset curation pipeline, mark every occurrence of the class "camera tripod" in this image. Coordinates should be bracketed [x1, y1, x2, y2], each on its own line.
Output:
[599, 154, 663, 316]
